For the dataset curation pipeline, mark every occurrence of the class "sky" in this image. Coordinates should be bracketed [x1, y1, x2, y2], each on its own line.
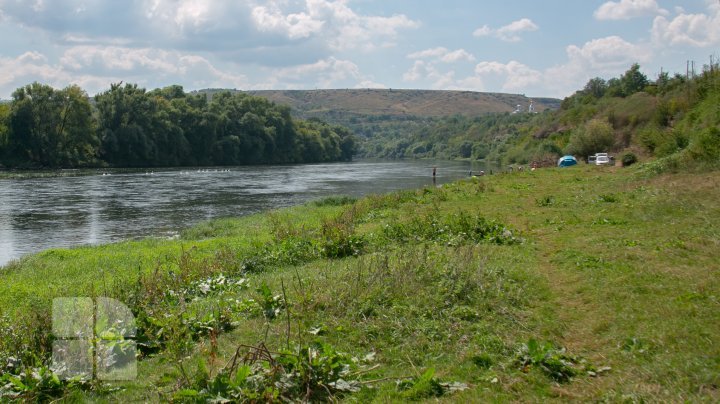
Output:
[0, 0, 718, 99]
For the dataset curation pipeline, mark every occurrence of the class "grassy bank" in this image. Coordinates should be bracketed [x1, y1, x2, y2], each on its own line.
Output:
[1, 165, 719, 402]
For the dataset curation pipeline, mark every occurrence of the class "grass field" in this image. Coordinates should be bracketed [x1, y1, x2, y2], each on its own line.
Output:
[1, 164, 718, 402]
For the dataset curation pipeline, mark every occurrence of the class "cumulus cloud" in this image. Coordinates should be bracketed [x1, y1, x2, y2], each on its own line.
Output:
[262, 57, 381, 89]
[473, 18, 538, 42]
[251, 3, 325, 39]
[251, 0, 419, 51]
[543, 36, 652, 96]
[0, 51, 72, 95]
[651, 2, 720, 47]
[594, 0, 669, 20]
[471, 61, 542, 91]
[58, 45, 249, 89]
[401, 60, 456, 89]
[407, 47, 475, 63]
[0, 45, 251, 97]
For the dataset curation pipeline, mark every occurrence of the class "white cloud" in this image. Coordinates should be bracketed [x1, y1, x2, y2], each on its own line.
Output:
[472, 60, 542, 91]
[408, 47, 475, 63]
[0, 51, 70, 95]
[410, 35, 654, 97]
[58, 45, 248, 89]
[264, 56, 380, 89]
[250, 0, 419, 51]
[408, 47, 449, 59]
[251, 3, 325, 39]
[473, 18, 538, 42]
[564, 36, 651, 70]
[651, 2, 720, 47]
[401, 60, 457, 89]
[0, 46, 250, 97]
[355, 79, 386, 89]
[403, 60, 426, 82]
[543, 36, 651, 96]
[594, 0, 669, 20]
[441, 49, 476, 63]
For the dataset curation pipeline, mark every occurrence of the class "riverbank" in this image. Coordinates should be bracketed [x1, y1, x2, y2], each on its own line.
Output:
[1, 165, 718, 401]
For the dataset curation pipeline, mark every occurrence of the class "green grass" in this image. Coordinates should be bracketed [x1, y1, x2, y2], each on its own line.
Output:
[1, 164, 719, 402]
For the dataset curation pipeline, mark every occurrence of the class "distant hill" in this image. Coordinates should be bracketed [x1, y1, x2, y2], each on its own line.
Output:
[246, 89, 560, 118]
[194, 88, 560, 119]
[192, 88, 562, 161]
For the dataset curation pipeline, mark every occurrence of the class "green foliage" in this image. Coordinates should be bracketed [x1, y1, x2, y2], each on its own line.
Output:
[686, 126, 720, 163]
[256, 282, 284, 320]
[515, 339, 581, 382]
[0, 365, 75, 401]
[381, 211, 520, 246]
[4, 83, 99, 168]
[355, 112, 539, 162]
[1, 82, 357, 168]
[311, 195, 357, 207]
[176, 342, 362, 402]
[565, 119, 615, 158]
[621, 152, 638, 166]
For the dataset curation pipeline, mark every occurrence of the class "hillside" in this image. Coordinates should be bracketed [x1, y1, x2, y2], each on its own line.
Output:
[243, 89, 559, 118]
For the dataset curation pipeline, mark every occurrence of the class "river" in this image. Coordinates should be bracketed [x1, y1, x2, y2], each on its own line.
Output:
[0, 159, 493, 266]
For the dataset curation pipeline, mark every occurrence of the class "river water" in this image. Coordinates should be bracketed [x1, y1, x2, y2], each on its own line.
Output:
[0, 159, 489, 266]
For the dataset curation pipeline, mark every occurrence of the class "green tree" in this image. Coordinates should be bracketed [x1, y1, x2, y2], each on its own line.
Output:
[55, 85, 99, 166]
[620, 63, 649, 96]
[0, 103, 9, 158]
[6, 83, 98, 167]
[96, 83, 159, 166]
[565, 119, 615, 159]
[583, 77, 607, 98]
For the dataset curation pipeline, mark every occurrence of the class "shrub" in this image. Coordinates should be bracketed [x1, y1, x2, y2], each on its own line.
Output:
[687, 127, 720, 163]
[621, 152, 637, 166]
[565, 119, 615, 159]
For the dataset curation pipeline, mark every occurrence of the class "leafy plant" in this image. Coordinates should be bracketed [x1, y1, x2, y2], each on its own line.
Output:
[621, 152, 638, 166]
[256, 282, 284, 320]
[515, 339, 579, 382]
[396, 368, 468, 400]
[175, 342, 363, 402]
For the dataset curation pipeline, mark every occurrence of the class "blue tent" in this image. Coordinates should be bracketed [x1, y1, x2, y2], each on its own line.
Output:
[557, 155, 578, 167]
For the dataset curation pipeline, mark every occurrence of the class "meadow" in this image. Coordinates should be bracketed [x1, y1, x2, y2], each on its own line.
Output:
[0, 163, 718, 402]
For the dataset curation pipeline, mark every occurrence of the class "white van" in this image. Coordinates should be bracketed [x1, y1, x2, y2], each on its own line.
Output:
[588, 153, 611, 166]
[596, 155, 611, 165]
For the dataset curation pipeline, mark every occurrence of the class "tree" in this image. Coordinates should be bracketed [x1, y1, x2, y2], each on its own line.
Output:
[55, 85, 99, 166]
[620, 63, 648, 96]
[5, 83, 98, 167]
[565, 119, 615, 159]
[0, 103, 9, 158]
[96, 83, 159, 166]
[583, 77, 607, 98]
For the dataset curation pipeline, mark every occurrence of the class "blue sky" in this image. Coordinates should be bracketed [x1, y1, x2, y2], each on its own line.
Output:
[0, 0, 718, 99]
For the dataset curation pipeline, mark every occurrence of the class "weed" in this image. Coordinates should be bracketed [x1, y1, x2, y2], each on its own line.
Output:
[597, 193, 620, 203]
[311, 195, 357, 207]
[515, 339, 578, 382]
[175, 342, 364, 402]
[536, 195, 555, 207]
[396, 368, 468, 400]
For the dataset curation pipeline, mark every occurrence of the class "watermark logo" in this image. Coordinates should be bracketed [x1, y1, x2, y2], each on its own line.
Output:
[51, 297, 136, 381]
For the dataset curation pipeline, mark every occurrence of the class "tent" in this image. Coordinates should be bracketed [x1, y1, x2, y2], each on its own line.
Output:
[557, 155, 578, 167]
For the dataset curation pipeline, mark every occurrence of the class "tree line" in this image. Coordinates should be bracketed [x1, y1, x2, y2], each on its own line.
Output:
[0, 83, 356, 168]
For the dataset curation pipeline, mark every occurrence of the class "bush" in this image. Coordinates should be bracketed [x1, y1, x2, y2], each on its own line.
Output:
[687, 127, 720, 162]
[621, 152, 638, 166]
[565, 119, 615, 159]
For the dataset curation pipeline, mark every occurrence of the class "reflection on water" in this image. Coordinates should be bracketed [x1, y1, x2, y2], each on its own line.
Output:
[0, 159, 490, 266]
